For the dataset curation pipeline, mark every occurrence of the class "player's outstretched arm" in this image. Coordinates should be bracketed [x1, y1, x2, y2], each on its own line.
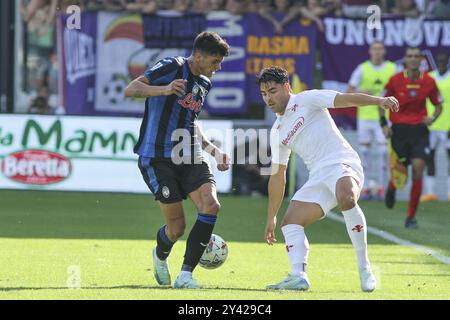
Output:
[265, 164, 287, 246]
[124, 76, 186, 98]
[334, 93, 399, 112]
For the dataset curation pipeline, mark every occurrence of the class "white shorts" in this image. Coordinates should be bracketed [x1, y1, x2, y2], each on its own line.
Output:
[429, 130, 448, 150]
[292, 161, 364, 217]
[357, 119, 386, 145]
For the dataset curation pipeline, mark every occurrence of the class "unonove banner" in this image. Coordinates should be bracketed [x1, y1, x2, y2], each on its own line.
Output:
[0, 115, 232, 193]
[319, 16, 450, 129]
[57, 11, 316, 116]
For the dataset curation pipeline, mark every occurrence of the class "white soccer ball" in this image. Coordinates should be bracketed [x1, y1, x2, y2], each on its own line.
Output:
[199, 234, 228, 269]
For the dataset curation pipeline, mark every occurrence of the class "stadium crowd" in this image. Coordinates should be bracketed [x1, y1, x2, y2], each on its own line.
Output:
[19, 0, 450, 115]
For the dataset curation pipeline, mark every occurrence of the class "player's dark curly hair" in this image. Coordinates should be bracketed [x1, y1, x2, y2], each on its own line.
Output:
[256, 66, 289, 86]
[193, 31, 230, 57]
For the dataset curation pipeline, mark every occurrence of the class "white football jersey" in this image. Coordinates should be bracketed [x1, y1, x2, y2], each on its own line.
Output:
[270, 90, 361, 172]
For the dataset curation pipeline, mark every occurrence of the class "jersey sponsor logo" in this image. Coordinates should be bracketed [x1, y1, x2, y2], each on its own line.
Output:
[178, 93, 202, 112]
[1, 150, 72, 185]
[281, 116, 305, 145]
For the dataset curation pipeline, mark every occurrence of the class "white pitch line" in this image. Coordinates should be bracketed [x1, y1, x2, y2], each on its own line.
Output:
[327, 211, 450, 265]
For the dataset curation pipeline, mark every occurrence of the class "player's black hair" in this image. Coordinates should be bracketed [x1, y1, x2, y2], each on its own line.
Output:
[193, 31, 230, 57]
[256, 66, 289, 86]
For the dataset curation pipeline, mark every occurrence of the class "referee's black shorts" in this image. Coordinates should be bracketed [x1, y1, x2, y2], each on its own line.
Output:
[391, 123, 430, 165]
[138, 157, 216, 204]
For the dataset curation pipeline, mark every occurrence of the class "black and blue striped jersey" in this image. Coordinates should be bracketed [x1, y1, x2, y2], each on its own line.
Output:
[134, 56, 211, 159]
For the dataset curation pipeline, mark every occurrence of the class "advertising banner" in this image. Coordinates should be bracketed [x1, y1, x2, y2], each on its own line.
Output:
[245, 13, 317, 103]
[0, 115, 232, 193]
[58, 11, 316, 116]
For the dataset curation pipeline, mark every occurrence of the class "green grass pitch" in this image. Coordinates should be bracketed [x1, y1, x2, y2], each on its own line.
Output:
[0, 190, 449, 299]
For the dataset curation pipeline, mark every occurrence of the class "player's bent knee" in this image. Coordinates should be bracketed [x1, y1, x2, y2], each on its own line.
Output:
[338, 194, 357, 211]
[201, 199, 221, 215]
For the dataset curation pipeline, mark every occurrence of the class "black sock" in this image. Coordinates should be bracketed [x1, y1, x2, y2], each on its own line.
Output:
[156, 225, 175, 260]
[181, 213, 217, 272]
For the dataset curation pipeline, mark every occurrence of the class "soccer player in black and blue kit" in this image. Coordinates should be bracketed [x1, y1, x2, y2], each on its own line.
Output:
[124, 31, 231, 289]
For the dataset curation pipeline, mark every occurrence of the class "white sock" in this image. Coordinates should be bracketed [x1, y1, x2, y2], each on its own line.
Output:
[425, 176, 436, 195]
[281, 224, 309, 276]
[342, 205, 370, 268]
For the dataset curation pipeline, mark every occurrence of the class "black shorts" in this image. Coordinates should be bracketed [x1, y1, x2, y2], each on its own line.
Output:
[138, 157, 216, 204]
[391, 124, 430, 165]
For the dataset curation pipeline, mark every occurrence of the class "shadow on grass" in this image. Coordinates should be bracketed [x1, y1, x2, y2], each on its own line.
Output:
[1, 190, 449, 254]
[0, 190, 391, 245]
[371, 260, 443, 265]
[0, 285, 275, 293]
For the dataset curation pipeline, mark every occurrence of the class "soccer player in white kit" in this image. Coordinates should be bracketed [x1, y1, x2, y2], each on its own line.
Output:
[258, 66, 399, 292]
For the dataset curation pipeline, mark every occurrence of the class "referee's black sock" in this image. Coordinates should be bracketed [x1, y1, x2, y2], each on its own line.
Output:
[156, 225, 175, 261]
[181, 213, 217, 272]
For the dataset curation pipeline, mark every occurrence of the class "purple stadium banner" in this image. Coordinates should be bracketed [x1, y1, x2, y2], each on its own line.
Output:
[246, 13, 317, 104]
[57, 12, 97, 115]
[205, 12, 248, 115]
[319, 16, 450, 129]
[57, 11, 317, 117]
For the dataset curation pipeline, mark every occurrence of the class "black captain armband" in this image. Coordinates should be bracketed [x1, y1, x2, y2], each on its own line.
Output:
[379, 116, 388, 127]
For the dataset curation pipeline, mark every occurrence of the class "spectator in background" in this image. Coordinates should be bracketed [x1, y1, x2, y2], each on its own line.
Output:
[226, 0, 251, 14]
[347, 42, 397, 200]
[172, 0, 192, 12]
[20, 0, 57, 43]
[209, 0, 227, 10]
[37, 51, 58, 97]
[103, 0, 125, 11]
[258, 0, 324, 33]
[20, 0, 58, 23]
[158, 0, 175, 10]
[248, 0, 272, 12]
[321, 0, 343, 16]
[391, 0, 420, 17]
[342, 0, 377, 18]
[429, 0, 450, 18]
[305, 0, 329, 16]
[421, 53, 450, 202]
[122, 0, 159, 14]
[192, 0, 212, 13]
[27, 89, 57, 115]
[85, 0, 108, 10]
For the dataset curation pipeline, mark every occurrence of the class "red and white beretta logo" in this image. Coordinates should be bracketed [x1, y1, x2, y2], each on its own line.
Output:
[1, 150, 72, 185]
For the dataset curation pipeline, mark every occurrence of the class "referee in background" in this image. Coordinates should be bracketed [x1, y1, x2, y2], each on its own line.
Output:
[380, 47, 443, 229]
